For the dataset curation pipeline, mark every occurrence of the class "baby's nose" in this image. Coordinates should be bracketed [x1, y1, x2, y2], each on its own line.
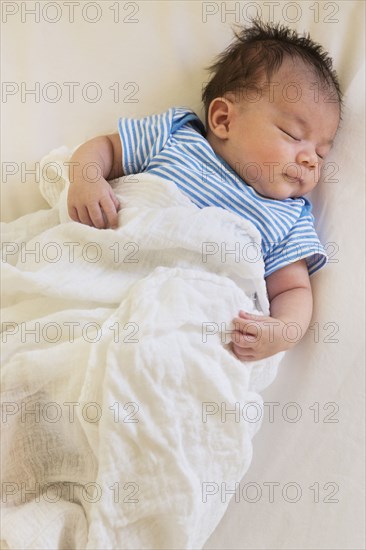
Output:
[296, 150, 318, 169]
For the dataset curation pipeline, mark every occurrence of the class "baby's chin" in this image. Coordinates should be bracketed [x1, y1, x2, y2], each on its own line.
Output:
[247, 181, 296, 201]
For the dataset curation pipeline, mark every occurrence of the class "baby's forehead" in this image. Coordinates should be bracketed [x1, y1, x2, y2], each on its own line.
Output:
[273, 86, 338, 120]
[257, 60, 340, 111]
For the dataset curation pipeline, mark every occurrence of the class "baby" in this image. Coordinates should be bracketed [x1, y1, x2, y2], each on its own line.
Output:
[67, 20, 342, 361]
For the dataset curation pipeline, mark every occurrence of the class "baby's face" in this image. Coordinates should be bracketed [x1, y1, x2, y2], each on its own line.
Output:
[207, 60, 340, 200]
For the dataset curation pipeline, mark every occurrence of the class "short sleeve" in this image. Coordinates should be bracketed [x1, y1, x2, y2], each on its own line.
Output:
[118, 109, 174, 175]
[118, 107, 202, 175]
[264, 200, 328, 277]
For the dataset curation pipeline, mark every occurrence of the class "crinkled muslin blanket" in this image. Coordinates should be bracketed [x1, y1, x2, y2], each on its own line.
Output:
[1, 149, 284, 549]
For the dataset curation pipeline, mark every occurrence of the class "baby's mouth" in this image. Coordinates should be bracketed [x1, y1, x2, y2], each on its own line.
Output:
[283, 173, 304, 185]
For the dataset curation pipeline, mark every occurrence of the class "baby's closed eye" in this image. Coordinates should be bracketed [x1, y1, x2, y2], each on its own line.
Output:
[278, 127, 301, 141]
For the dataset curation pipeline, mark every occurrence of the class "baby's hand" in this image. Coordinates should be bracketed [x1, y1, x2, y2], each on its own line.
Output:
[67, 177, 121, 229]
[231, 310, 300, 361]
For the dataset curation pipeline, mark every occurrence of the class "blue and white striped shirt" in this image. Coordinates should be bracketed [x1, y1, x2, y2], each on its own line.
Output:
[118, 107, 327, 278]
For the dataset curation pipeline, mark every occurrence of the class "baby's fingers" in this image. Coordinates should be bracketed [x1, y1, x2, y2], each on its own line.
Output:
[77, 205, 94, 227]
[239, 310, 265, 321]
[231, 330, 258, 347]
[110, 190, 121, 211]
[231, 341, 256, 361]
[100, 196, 119, 229]
[232, 317, 261, 337]
[68, 205, 81, 223]
[87, 203, 108, 229]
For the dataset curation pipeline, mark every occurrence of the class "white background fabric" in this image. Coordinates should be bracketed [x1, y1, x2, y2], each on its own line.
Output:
[1, 1, 365, 548]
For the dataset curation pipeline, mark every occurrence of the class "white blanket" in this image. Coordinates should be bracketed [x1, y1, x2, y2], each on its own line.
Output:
[1, 159, 284, 549]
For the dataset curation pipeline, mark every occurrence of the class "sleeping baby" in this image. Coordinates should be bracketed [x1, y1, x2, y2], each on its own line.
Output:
[67, 20, 342, 361]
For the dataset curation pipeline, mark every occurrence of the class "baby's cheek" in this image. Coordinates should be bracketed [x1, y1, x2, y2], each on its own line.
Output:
[286, 163, 302, 178]
[314, 164, 322, 182]
[245, 163, 262, 182]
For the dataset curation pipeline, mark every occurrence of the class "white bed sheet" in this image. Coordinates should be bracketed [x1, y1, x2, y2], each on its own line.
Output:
[1, 1, 365, 548]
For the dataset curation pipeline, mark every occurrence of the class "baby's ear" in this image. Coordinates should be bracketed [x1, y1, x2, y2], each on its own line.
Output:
[207, 97, 233, 138]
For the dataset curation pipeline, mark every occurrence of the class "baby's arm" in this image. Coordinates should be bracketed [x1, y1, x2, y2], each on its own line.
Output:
[231, 259, 313, 361]
[67, 133, 124, 229]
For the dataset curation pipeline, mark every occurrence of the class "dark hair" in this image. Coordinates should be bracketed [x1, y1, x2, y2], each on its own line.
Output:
[202, 19, 342, 123]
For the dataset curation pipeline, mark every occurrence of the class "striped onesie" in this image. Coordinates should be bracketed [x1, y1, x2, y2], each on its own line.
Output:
[118, 107, 327, 278]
